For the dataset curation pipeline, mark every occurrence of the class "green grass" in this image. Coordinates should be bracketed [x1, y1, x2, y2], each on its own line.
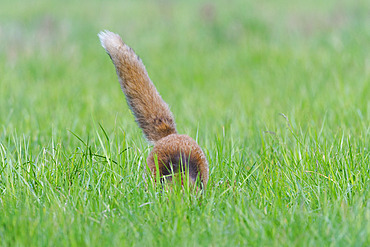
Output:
[1, 0, 370, 246]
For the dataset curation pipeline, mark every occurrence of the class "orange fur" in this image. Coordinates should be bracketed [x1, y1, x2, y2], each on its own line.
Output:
[98, 30, 209, 188]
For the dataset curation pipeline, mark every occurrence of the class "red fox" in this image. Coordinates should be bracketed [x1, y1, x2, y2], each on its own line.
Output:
[98, 31, 209, 188]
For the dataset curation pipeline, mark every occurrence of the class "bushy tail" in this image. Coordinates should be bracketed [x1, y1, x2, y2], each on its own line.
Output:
[98, 30, 177, 143]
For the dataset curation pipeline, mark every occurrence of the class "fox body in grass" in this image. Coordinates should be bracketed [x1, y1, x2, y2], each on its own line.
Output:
[98, 31, 209, 188]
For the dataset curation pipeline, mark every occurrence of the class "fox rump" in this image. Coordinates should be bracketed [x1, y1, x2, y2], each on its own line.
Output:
[98, 30, 209, 188]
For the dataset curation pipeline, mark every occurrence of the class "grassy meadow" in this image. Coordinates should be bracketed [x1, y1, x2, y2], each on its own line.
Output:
[1, 0, 370, 246]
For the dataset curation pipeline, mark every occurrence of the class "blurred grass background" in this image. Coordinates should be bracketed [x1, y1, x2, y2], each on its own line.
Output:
[0, 0, 369, 246]
[1, 0, 369, 141]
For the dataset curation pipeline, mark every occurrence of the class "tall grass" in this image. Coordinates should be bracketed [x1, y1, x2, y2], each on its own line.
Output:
[0, 0, 369, 246]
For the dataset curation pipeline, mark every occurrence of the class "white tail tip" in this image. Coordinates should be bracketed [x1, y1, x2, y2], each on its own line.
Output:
[98, 30, 123, 52]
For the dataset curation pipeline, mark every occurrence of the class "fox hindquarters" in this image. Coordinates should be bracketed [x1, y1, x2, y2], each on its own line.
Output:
[98, 30, 209, 188]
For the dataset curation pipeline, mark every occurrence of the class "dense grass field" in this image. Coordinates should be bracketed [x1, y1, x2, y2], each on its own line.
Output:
[1, 0, 369, 246]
